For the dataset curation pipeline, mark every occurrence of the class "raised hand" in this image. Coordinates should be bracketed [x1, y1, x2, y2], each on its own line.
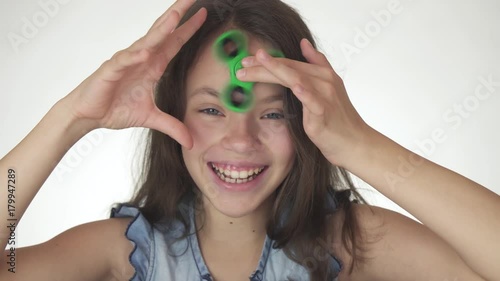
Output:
[65, 0, 207, 149]
[235, 39, 371, 167]
[237, 38, 500, 281]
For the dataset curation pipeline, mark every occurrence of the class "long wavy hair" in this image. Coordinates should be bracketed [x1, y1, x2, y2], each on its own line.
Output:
[129, 0, 368, 280]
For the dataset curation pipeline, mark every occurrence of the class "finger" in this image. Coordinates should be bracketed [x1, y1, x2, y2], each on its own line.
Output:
[144, 107, 194, 149]
[123, 8, 206, 83]
[132, 1, 202, 51]
[292, 82, 331, 116]
[300, 39, 342, 80]
[150, 0, 196, 31]
[237, 64, 330, 84]
[99, 49, 150, 82]
[142, 9, 182, 50]
[236, 66, 281, 84]
[252, 49, 305, 90]
[157, 8, 207, 58]
[254, 49, 325, 114]
[242, 55, 332, 81]
[300, 39, 331, 67]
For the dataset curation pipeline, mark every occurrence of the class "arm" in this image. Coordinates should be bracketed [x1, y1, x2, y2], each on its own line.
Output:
[332, 204, 486, 281]
[236, 40, 500, 280]
[0, 98, 93, 250]
[340, 127, 500, 280]
[0, 217, 133, 281]
[1, 0, 205, 277]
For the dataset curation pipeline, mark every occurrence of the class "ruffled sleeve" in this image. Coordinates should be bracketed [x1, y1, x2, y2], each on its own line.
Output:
[111, 204, 154, 281]
[330, 254, 343, 279]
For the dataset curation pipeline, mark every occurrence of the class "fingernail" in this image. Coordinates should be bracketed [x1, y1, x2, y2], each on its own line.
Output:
[242, 57, 253, 67]
[236, 69, 246, 78]
[305, 39, 314, 48]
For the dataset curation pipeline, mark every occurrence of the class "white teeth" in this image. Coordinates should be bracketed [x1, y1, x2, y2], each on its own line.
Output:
[216, 173, 258, 184]
[211, 163, 265, 184]
[239, 170, 248, 179]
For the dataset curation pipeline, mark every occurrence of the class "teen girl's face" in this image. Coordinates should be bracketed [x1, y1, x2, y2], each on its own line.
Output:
[182, 35, 295, 218]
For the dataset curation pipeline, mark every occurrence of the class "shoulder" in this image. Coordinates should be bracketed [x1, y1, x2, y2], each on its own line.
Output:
[329, 203, 484, 281]
[1, 217, 135, 281]
[59, 217, 136, 280]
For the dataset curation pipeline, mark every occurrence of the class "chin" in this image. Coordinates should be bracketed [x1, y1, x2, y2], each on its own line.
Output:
[208, 196, 261, 218]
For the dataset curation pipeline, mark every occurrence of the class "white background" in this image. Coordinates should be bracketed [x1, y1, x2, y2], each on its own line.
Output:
[1, 0, 499, 247]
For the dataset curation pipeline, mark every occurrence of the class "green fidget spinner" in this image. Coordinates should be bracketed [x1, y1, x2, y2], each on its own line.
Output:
[213, 29, 285, 113]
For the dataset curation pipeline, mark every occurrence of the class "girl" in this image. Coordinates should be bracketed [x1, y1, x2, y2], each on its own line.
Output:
[1, 0, 499, 280]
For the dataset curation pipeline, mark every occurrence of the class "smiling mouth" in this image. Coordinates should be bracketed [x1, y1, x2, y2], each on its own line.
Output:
[209, 162, 267, 184]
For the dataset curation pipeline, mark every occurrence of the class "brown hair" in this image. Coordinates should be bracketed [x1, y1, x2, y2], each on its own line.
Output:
[129, 0, 368, 280]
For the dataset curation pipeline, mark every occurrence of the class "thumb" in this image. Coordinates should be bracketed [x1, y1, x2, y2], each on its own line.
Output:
[143, 107, 193, 149]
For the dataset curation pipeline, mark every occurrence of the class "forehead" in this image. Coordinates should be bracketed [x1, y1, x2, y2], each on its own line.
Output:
[201, 32, 274, 65]
[187, 33, 275, 90]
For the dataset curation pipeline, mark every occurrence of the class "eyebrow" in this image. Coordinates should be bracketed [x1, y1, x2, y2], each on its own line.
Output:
[190, 87, 219, 99]
[190, 87, 284, 103]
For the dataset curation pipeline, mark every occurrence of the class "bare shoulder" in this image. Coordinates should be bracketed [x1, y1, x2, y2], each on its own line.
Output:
[330, 203, 485, 281]
[0, 217, 135, 281]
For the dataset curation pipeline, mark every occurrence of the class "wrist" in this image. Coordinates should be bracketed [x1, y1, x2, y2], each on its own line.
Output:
[329, 124, 381, 168]
[53, 95, 99, 140]
[339, 126, 419, 188]
[335, 125, 390, 171]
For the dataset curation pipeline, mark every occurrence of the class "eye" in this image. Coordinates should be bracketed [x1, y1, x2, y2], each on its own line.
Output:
[200, 108, 223, 116]
[263, 112, 284, 120]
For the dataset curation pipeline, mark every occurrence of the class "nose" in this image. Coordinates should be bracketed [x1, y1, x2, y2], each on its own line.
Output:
[220, 115, 262, 154]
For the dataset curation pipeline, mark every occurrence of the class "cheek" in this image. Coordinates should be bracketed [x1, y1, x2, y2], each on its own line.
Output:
[260, 122, 295, 160]
[259, 121, 290, 144]
[185, 116, 222, 147]
[276, 135, 295, 162]
[187, 121, 205, 140]
[182, 118, 211, 173]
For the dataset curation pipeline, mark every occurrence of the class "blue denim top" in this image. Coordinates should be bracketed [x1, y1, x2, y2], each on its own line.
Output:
[111, 203, 342, 281]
